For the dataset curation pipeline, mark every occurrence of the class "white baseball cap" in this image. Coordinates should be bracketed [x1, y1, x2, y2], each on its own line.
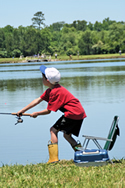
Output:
[40, 65, 61, 84]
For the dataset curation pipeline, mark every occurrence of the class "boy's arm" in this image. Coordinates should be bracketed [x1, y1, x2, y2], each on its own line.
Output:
[30, 108, 51, 118]
[17, 97, 43, 115]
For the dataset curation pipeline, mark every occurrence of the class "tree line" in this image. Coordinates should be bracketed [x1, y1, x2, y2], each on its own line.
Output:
[0, 11, 125, 58]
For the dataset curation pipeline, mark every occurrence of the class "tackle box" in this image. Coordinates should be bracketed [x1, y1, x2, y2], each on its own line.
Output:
[74, 149, 110, 167]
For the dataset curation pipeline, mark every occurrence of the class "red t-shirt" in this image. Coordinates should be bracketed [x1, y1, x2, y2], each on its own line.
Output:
[40, 84, 87, 120]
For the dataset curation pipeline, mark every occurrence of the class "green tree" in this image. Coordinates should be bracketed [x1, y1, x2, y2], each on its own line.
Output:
[18, 26, 27, 56]
[108, 23, 124, 53]
[66, 48, 73, 56]
[120, 30, 125, 53]
[50, 31, 62, 54]
[0, 49, 7, 57]
[60, 32, 77, 54]
[12, 49, 21, 57]
[0, 28, 5, 49]
[78, 30, 93, 55]
[87, 22, 93, 30]
[32, 11, 45, 29]
[92, 40, 104, 54]
[40, 28, 52, 54]
[23, 27, 37, 56]
[49, 22, 65, 31]
[3, 25, 14, 33]
[2, 25, 14, 57]
[4, 33, 14, 57]
[71, 20, 87, 31]
[77, 20, 87, 31]
[0, 18, 125, 57]
[94, 21, 102, 31]
[102, 17, 116, 30]
[109, 23, 124, 42]
[13, 28, 20, 50]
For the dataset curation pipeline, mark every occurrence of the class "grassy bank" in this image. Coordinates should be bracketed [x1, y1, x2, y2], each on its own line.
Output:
[0, 53, 125, 64]
[55, 53, 125, 61]
[0, 159, 125, 187]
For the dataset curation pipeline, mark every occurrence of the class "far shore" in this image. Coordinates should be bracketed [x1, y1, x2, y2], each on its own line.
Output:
[0, 53, 125, 64]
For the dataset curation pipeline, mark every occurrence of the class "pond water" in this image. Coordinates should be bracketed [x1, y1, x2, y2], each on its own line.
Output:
[0, 58, 125, 166]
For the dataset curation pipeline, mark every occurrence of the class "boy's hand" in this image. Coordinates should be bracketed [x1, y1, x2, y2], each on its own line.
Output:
[17, 111, 23, 116]
[30, 112, 38, 118]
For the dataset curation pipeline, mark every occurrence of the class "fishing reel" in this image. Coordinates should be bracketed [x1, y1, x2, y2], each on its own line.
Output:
[0, 112, 31, 125]
[15, 116, 23, 125]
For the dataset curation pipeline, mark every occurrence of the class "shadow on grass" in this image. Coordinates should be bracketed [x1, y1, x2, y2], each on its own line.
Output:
[112, 158, 125, 164]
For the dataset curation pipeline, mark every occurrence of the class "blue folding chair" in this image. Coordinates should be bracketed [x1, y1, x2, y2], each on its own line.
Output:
[82, 116, 120, 151]
[74, 116, 120, 167]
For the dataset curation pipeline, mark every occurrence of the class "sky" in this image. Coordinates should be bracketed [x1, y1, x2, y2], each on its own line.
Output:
[0, 0, 125, 28]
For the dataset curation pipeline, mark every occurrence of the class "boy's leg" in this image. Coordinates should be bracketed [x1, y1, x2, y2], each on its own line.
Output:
[50, 126, 78, 146]
[63, 133, 77, 146]
[50, 126, 59, 143]
[63, 133, 82, 151]
[47, 126, 59, 164]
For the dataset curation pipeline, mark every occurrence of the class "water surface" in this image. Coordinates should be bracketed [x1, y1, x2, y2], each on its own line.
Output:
[0, 59, 125, 166]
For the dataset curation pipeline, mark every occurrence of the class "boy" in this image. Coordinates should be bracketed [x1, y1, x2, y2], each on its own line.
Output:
[17, 65, 87, 163]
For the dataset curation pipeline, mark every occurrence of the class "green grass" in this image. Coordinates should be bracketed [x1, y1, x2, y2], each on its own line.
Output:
[54, 53, 125, 61]
[0, 58, 26, 63]
[0, 53, 125, 64]
[0, 159, 125, 188]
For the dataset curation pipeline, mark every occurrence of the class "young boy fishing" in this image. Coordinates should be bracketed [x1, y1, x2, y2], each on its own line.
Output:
[17, 65, 87, 163]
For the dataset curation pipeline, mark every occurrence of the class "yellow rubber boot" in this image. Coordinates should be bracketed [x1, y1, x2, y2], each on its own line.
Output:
[47, 141, 59, 164]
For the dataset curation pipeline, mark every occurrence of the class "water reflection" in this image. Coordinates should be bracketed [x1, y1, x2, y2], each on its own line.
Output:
[0, 75, 125, 103]
[0, 78, 43, 91]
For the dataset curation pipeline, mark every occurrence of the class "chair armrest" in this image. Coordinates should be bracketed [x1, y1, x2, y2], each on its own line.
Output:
[82, 135, 112, 141]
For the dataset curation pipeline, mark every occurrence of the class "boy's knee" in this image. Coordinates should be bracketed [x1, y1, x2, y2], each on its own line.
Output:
[50, 126, 54, 133]
[50, 127, 53, 132]
[50, 126, 58, 134]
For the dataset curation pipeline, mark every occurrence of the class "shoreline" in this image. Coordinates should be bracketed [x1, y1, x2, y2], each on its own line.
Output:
[0, 54, 125, 64]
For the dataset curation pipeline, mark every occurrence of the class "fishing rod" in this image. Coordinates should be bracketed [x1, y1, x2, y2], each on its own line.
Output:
[0, 112, 31, 125]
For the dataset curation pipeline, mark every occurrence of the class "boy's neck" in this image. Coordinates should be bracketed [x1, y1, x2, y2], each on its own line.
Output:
[49, 84, 55, 90]
[44, 79, 59, 90]
[50, 84, 60, 90]
[48, 82, 57, 90]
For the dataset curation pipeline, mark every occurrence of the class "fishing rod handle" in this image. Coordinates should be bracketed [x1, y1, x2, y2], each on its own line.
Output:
[11, 113, 31, 116]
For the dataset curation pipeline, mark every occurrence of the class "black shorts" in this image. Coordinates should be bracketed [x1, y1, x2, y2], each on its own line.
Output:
[53, 115, 83, 137]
